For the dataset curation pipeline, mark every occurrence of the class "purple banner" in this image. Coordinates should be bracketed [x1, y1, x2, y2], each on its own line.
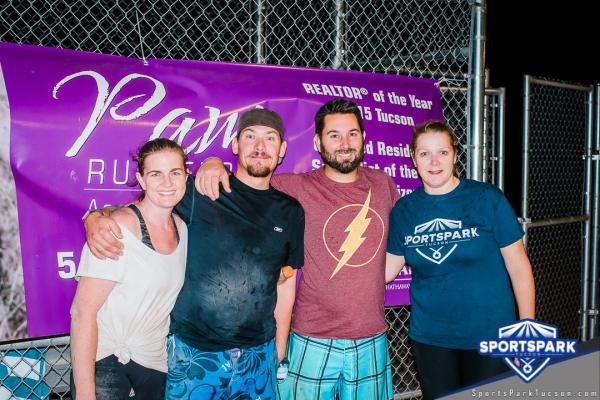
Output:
[0, 43, 442, 337]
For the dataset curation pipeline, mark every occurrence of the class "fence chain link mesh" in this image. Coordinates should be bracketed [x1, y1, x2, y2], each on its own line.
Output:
[523, 78, 592, 340]
[526, 82, 588, 221]
[0, 336, 71, 399]
[1, 1, 476, 398]
[526, 223, 583, 339]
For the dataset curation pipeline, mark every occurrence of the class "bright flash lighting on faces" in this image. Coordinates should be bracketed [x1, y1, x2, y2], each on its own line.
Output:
[234, 125, 286, 178]
[412, 131, 457, 194]
[136, 150, 188, 207]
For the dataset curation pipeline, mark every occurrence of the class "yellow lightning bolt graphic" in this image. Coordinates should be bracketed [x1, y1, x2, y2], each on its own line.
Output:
[330, 190, 372, 279]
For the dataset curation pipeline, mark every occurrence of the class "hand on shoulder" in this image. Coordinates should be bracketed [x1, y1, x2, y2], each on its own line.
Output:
[111, 207, 139, 238]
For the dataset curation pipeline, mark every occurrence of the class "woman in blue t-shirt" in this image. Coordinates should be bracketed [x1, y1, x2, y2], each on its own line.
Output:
[386, 121, 535, 400]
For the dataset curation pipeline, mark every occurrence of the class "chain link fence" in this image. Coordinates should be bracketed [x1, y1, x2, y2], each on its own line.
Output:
[0, 0, 479, 398]
[0, 336, 71, 399]
[521, 76, 594, 340]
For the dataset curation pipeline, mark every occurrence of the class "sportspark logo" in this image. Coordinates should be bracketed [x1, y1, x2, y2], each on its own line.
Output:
[404, 218, 478, 264]
[479, 319, 577, 382]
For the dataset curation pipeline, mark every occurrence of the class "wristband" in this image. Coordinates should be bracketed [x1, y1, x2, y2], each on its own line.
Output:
[277, 357, 289, 380]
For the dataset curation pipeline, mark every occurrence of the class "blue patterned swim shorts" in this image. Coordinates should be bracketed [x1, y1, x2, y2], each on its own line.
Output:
[165, 335, 277, 400]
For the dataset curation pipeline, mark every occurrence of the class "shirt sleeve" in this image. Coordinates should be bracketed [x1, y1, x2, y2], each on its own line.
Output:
[285, 204, 305, 269]
[175, 178, 195, 224]
[271, 173, 302, 198]
[387, 204, 406, 256]
[492, 190, 524, 248]
[76, 244, 127, 283]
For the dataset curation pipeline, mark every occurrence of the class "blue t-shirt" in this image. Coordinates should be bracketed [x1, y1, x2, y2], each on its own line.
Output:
[387, 179, 524, 349]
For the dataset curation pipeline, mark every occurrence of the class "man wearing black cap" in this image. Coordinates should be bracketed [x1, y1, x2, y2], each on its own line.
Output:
[83, 108, 305, 399]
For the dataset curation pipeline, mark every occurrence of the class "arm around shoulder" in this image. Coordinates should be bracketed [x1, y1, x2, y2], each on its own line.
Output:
[195, 157, 231, 200]
[84, 206, 125, 260]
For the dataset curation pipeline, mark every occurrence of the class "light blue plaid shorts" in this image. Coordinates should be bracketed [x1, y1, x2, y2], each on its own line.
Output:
[277, 331, 393, 400]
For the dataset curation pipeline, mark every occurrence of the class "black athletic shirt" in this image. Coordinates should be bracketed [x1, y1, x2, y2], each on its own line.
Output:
[170, 175, 305, 351]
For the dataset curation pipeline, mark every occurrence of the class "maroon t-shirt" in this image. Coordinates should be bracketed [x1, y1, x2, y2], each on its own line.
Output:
[272, 167, 400, 339]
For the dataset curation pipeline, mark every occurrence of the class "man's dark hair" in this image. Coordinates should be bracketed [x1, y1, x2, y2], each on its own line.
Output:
[314, 98, 364, 136]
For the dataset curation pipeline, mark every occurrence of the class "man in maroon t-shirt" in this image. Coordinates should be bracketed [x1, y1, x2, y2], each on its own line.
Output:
[197, 99, 400, 400]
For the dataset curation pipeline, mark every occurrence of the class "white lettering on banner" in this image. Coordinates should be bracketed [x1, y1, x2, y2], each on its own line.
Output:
[54, 71, 166, 157]
[88, 198, 98, 210]
[87, 159, 132, 185]
[399, 164, 418, 178]
[88, 158, 105, 184]
[150, 107, 240, 153]
[151, 108, 195, 142]
[302, 82, 367, 100]
[398, 187, 413, 197]
[113, 159, 130, 184]
[408, 94, 433, 110]
[150, 106, 239, 153]
[57, 251, 76, 279]
[374, 108, 415, 126]
[376, 141, 411, 157]
[188, 108, 237, 154]
[54, 71, 247, 157]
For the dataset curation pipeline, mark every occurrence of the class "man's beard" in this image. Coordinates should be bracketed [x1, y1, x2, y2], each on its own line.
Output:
[245, 152, 273, 178]
[319, 144, 364, 174]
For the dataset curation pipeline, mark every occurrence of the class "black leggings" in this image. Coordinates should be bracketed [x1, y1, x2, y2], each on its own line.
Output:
[70, 355, 166, 399]
[411, 339, 508, 400]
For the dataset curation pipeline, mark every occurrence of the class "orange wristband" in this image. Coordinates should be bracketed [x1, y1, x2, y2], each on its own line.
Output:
[281, 266, 295, 278]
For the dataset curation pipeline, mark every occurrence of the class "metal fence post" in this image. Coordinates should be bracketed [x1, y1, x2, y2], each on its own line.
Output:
[496, 87, 505, 191]
[468, 0, 485, 181]
[332, 0, 345, 69]
[580, 90, 594, 341]
[589, 84, 600, 339]
[255, 0, 266, 64]
[521, 75, 531, 246]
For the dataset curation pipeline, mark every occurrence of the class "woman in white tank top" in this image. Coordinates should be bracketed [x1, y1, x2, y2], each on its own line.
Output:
[70, 139, 189, 399]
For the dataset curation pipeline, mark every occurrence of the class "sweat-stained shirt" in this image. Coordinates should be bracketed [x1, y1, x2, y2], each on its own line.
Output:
[170, 176, 305, 351]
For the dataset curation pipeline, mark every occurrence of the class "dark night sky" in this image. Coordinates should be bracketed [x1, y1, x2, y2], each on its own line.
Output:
[485, 1, 597, 208]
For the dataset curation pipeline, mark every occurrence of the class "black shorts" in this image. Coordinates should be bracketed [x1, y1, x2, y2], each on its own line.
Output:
[411, 339, 508, 400]
[70, 355, 165, 400]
